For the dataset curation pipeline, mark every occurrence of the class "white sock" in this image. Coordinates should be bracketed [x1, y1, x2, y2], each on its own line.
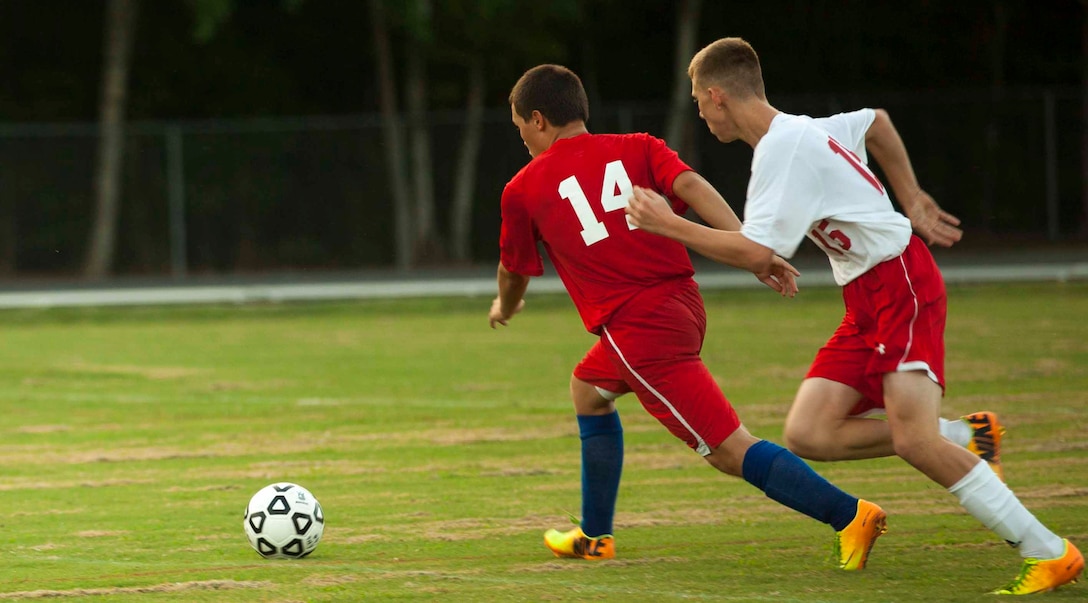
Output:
[949, 460, 1066, 559]
[939, 417, 973, 447]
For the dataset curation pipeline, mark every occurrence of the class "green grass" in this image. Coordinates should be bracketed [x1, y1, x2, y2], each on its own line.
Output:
[0, 282, 1085, 602]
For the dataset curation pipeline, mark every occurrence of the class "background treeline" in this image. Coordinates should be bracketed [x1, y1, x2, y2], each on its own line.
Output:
[0, 0, 1084, 278]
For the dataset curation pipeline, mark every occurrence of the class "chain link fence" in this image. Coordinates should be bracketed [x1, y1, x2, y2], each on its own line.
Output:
[0, 87, 1082, 280]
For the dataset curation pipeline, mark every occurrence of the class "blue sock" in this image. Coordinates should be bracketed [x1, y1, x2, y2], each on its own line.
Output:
[577, 412, 623, 537]
[741, 440, 858, 531]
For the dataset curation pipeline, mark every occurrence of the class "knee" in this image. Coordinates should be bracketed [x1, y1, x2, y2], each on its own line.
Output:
[704, 451, 743, 476]
[569, 376, 616, 415]
[703, 431, 756, 476]
[890, 435, 928, 465]
[782, 422, 831, 462]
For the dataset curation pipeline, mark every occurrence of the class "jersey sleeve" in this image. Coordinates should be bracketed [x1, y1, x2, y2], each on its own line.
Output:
[740, 135, 822, 258]
[644, 134, 694, 214]
[814, 108, 876, 163]
[498, 183, 544, 276]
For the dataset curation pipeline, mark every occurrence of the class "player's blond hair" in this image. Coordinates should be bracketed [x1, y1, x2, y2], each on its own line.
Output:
[688, 37, 765, 100]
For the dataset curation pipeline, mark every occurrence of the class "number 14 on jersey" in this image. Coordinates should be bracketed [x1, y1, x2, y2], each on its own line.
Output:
[559, 160, 636, 246]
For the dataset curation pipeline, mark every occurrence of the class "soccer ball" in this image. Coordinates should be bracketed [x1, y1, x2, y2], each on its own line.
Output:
[243, 482, 325, 558]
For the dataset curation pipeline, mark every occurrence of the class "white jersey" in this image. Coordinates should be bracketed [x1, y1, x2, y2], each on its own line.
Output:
[740, 109, 913, 285]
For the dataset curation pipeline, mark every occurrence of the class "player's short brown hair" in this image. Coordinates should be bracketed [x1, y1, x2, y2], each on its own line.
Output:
[509, 64, 590, 126]
[688, 37, 765, 99]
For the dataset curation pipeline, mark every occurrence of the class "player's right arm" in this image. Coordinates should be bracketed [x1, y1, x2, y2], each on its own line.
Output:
[672, 171, 742, 231]
[493, 181, 537, 328]
[490, 263, 528, 328]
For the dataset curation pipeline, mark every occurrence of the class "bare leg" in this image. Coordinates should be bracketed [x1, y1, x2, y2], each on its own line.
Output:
[703, 425, 759, 476]
[882, 372, 977, 487]
[783, 377, 896, 461]
[570, 376, 616, 415]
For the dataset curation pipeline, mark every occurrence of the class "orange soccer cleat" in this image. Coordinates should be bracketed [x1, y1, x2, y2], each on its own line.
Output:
[544, 525, 615, 560]
[834, 499, 887, 570]
[994, 539, 1084, 595]
[963, 411, 1006, 482]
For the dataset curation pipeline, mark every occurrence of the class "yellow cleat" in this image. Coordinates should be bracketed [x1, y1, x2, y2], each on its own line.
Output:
[994, 539, 1084, 595]
[963, 411, 1006, 482]
[834, 499, 887, 570]
[544, 525, 615, 560]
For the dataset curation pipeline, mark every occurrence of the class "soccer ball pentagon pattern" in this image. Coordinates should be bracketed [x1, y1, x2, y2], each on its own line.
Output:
[243, 482, 325, 559]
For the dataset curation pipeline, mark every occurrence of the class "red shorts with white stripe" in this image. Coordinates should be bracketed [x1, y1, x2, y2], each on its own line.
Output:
[573, 279, 740, 455]
[806, 235, 947, 416]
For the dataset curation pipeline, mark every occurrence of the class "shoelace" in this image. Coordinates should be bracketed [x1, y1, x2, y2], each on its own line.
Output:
[995, 559, 1039, 594]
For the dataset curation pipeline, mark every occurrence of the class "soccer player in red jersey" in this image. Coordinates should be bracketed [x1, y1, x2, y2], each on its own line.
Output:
[490, 64, 886, 570]
[625, 37, 1083, 594]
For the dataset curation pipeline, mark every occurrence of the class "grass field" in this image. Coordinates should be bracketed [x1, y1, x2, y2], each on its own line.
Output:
[0, 281, 1085, 602]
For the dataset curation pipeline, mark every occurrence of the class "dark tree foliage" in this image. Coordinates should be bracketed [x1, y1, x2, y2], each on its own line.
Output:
[0, 0, 1083, 276]
[0, 0, 1081, 121]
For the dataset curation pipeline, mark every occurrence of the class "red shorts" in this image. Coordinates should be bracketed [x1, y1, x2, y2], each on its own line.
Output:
[807, 235, 947, 416]
[573, 280, 740, 455]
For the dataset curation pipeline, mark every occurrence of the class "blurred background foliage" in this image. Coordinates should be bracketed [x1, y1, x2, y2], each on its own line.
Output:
[0, 0, 1084, 278]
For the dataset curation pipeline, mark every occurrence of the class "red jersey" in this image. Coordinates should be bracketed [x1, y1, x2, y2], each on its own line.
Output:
[500, 132, 695, 334]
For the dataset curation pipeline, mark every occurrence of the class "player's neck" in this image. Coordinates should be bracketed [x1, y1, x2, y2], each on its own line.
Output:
[738, 102, 779, 148]
[549, 122, 589, 145]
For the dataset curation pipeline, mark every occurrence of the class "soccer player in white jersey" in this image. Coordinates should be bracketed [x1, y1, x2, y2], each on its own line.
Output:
[624, 37, 1083, 596]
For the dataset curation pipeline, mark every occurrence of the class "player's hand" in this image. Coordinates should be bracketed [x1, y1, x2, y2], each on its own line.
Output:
[906, 189, 962, 247]
[489, 297, 524, 328]
[755, 255, 800, 298]
[625, 186, 677, 235]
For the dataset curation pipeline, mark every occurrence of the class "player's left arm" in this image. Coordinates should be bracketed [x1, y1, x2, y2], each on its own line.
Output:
[865, 108, 962, 247]
[670, 171, 799, 294]
[627, 186, 797, 297]
[489, 263, 529, 328]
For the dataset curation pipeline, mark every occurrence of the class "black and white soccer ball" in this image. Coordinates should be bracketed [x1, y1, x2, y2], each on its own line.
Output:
[243, 482, 325, 559]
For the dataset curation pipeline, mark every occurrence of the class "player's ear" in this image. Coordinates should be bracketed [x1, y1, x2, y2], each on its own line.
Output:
[709, 87, 726, 110]
[530, 110, 546, 130]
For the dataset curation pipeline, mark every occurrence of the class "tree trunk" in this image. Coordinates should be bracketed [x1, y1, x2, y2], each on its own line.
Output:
[450, 57, 485, 263]
[85, 0, 137, 279]
[369, 0, 413, 270]
[405, 16, 441, 264]
[0, 187, 14, 276]
[1081, 0, 1088, 236]
[981, 0, 1008, 235]
[664, 0, 702, 159]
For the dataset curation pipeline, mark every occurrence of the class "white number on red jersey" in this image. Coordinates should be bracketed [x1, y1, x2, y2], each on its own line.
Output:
[559, 160, 636, 246]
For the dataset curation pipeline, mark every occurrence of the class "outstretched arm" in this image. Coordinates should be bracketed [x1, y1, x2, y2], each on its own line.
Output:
[669, 171, 799, 295]
[627, 186, 798, 297]
[865, 108, 962, 247]
[489, 263, 528, 328]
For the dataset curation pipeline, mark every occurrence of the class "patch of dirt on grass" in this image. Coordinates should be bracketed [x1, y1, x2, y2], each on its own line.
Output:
[339, 532, 391, 544]
[75, 530, 128, 538]
[16, 425, 71, 434]
[516, 556, 686, 572]
[64, 361, 204, 380]
[427, 425, 576, 445]
[166, 484, 243, 492]
[300, 573, 359, 587]
[11, 508, 84, 517]
[394, 514, 562, 542]
[0, 478, 153, 492]
[1016, 441, 1088, 454]
[0, 580, 270, 599]
[479, 467, 560, 477]
[207, 379, 293, 391]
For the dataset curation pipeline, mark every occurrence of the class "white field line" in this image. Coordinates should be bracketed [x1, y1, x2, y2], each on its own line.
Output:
[0, 262, 1084, 309]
